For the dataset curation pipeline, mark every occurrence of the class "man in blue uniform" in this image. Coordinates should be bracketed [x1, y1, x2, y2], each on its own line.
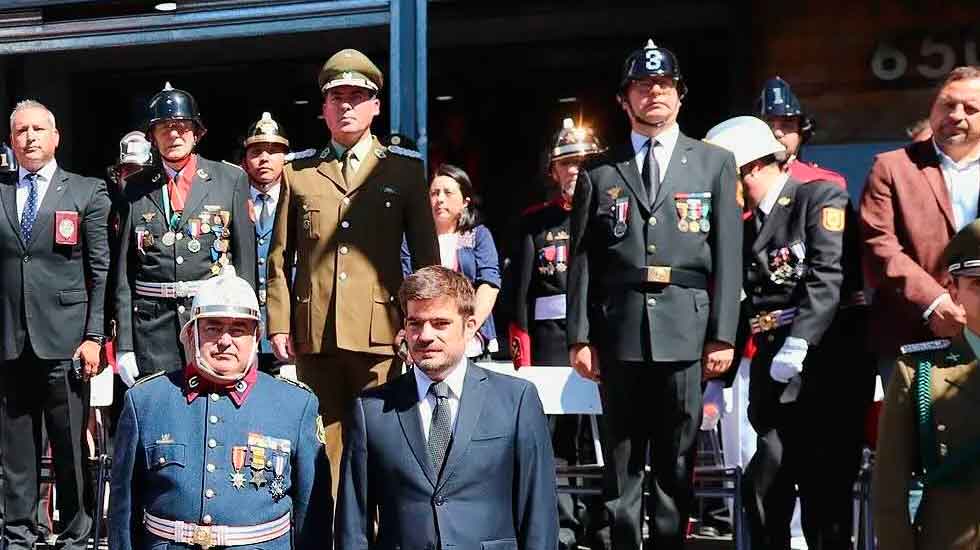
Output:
[109, 266, 330, 550]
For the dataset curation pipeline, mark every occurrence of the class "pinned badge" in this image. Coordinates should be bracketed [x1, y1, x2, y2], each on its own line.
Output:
[55, 211, 79, 246]
[374, 148, 386, 159]
[555, 230, 570, 241]
[546, 231, 554, 242]
[157, 434, 174, 444]
[161, 232, 176, 247]
[607, 187, 623, 200]
[777, 196, 792, 207]
[142, 212, 156, 223]
[821, 207, 845, 232]
[197, 168, 209, 179]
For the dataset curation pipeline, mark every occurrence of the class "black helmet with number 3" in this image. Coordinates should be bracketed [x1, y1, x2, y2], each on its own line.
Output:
[620, 39, 687, 98]
[145, 81, 206, 135]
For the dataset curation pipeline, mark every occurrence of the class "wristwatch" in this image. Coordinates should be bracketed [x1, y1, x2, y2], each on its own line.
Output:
[84, 334, 106, 345]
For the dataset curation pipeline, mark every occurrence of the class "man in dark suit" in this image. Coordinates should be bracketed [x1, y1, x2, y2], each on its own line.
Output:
[113, 82, 255, 384]
[566, 39, 742, 549]
[336, 266, 557, 550]
[861, 66, 980, 384]
[0, 100, 110, 550]
[705, 116, 872, 549]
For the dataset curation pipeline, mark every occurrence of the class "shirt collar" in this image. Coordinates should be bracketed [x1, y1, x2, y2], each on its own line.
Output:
[332, 131, 374, 161]
[630, 123, 679, 155]
[162, 154, 197, 180]
[964, 327, 980, 360]
[249, 181, 281, 202]
[183, 362, 258, 407]
[19, 158, 58, 183]
[933, 139, 980, 170]
[414, 355, 468, 403]
[757, 172, 791, 216]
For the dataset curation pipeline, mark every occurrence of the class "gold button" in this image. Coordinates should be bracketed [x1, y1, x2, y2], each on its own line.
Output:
[208, 439, 217, 448]
[339, 272, 348, 281]
[205, 489, 215, 498]
[202, 515, 213, 525]
[647, 245, 656, 254]
[206, 463, 215, 473]
[339, 246, 349, 255]
[648, 217, 657, 226]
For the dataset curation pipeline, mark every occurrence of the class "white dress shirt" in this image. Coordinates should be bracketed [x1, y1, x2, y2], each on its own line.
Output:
[249, 182, 281, 224]
[934, 140, 980, 231]
[630, 122, 680, 184]
[414, 357, 468, 441]
[16, 159, 57, 220]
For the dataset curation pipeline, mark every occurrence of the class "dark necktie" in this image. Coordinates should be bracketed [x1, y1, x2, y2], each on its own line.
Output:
[755, 208, 766, 232]
[256, 193, 272, 233]
[641, 138, 660, 205]
[427, 381, 453, 476]
[20, 173, 38, 243]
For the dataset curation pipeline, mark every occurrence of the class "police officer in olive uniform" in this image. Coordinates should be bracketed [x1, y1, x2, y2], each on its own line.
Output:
[873, 219, 980, 550]
[109, 266, 329, 550]
[705, 117, 871, 549]
[265, 49, 439, 495]
[113, 83, 256, 385]
[757, 77, 848, 189]
[566, 40, 742, 550]
[509, 117, 603, 550]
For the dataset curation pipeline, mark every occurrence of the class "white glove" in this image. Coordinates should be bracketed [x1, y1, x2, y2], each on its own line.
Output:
[701, 379, 726, 431]
[770, 336, 807, 383]
[117, 352, 140, 388]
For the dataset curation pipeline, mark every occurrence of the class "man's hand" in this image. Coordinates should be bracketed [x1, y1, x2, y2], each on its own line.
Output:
[928, 296, 966, 338]
[702, 340, 734, 378]
[73, 340, 102, 382]
[271, 333, 295, 362]
[569, 344, 600, 382]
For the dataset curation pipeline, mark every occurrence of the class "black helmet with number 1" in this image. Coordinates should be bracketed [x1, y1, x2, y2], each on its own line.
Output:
[620, 39, 687, 99]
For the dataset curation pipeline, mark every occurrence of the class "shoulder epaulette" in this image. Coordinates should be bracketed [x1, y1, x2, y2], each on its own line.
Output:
[276, 375, 314, 393]
[899, 339, 951, 355]
[221, 160, 245, 172]
[133, 370, 167, 386]
[387, 145, 422, 160]
[285, 148, 317, 163]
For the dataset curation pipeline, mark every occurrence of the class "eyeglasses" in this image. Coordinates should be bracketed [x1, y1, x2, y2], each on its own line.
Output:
[630, 77, 676, 94]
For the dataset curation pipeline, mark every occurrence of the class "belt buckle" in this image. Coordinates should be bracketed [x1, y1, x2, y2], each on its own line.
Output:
[175, 282, 188, 298]
[191, 525, 214, 550]
[756, 310, 780, 332]
[645, 266, 671, 284]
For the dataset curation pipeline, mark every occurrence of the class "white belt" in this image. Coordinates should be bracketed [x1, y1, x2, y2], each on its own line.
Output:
[144, 511, 290, 549]
[534, 294, 566, 321]
[135, 280, 205, 299]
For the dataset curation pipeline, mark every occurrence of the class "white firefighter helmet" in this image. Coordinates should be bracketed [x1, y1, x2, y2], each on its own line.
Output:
[179, 266, 261, 380]
[703, 116, 785, 169]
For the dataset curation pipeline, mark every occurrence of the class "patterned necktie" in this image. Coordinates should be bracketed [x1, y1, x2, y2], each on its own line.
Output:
[20, 173, 38, 243]
[641, 138, 660, 205]
[256, 193, 272, 233]
[427, 381, 453, 476]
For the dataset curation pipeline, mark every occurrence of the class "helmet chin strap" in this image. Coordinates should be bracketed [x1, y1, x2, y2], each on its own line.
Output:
[623, 100, 667, 130]
[192, 322, 257, 385]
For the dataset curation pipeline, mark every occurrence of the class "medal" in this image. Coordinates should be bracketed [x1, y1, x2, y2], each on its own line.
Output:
[689, 221, 700, 233]
[219, 210, 231, 226]
[612, 198, 629, 238]
[269, 454, 286, 501]
[210, 263, 221, 275]
[229, 446, 247, 490]
[188, 239, 201, 253]
[213, 239, 228, 253]
[250, 469, 267, 488]
[161, 231, 176, 246]
[175, 231, 183, 241]
[700, 219, 710, 233]
[613, 222, 627, 237]
[201, 222, 211, 233]
[677, 220, 689, 232]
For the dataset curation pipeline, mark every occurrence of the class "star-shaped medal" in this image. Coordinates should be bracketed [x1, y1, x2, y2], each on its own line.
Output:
[269, 478, 287, 502]
[229, 471, 246, 490]
[250, 469, 267, 488]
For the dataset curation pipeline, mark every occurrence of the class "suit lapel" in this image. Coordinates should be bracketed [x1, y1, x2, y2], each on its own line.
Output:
[914, 142, 956, 232]
[395, 371, 437, 487]
[0, 177, 22, 249]
[29, 168, 70, 248]
[652, 133, 695, 212]
[177, 159, 211, 230]
[612, 142, 651, 215]
[346, 137, 386, 194]
[752, 181, 798, 254]
[436, 362, 488, 490]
